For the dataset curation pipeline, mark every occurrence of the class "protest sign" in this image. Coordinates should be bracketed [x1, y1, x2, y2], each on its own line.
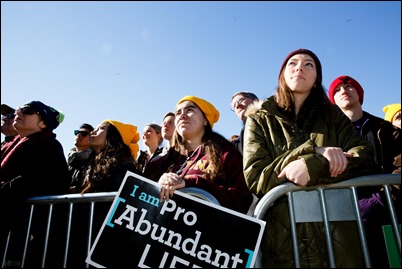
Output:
[86, 171, 265, 268]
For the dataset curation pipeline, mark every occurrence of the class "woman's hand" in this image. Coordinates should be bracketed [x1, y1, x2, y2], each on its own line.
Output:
[278, 159, 309, 186]
[158, 172, 185, 202]
[315, 147, 352, 178]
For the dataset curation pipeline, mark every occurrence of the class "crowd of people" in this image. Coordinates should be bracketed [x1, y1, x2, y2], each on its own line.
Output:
[1, 48, 401, 268]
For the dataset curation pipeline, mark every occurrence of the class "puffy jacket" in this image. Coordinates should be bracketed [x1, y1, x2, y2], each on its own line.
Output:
[354, 111, 400, 174]
[243, 96, 380, 267]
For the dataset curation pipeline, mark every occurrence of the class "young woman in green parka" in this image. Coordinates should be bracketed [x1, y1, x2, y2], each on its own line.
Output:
[242, 48, 381, 268]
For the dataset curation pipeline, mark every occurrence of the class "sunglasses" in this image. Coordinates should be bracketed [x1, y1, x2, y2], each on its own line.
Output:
[74, 130, 90, 137]
[18, 106, 41, 116]
[1, 113, 15, 120]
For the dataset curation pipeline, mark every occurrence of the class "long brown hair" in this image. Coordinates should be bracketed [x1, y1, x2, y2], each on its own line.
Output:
[81, 123, 135, 193]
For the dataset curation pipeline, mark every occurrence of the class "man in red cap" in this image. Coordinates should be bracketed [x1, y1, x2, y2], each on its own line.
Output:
[328, 75, 400, 174]
[329, 75, 401, 268]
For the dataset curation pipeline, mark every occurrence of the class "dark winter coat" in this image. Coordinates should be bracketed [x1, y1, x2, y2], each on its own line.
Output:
[352, 111, 401, 268]
[68, 147, 94, 192]
[1, 131, 70, 264]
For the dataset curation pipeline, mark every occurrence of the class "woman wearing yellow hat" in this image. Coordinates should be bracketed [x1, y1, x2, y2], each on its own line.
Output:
[80, 119, 140, 193]
[145, 96, 253, 214]
[383, 103, 401, 129]
[67, 119, 141, 267]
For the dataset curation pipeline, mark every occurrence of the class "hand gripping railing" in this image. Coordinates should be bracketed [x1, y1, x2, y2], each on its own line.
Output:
[252, 173, 401, 268]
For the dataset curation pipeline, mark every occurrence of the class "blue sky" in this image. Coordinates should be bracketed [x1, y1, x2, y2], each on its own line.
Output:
[1, 1, 401, 157]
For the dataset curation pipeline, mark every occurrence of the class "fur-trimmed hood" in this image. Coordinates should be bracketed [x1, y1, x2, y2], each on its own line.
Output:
[244, 99, 263, 119]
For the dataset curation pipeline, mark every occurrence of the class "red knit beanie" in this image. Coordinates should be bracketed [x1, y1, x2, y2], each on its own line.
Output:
[328, 75, 364, 105]
[279, 48, 322, 86]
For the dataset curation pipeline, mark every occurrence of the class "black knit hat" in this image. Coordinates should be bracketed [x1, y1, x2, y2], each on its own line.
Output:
[24, 101, 64, 130]
[279, 48, 322, 86]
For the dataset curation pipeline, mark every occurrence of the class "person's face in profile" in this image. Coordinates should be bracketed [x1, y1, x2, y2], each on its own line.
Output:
[89, 122, 109, 152]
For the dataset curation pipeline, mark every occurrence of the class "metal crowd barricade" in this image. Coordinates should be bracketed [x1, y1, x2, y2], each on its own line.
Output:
[1, 192, 117, 268]
[1, 187, 220, 268]
[252, 173, 401, 268]
[2, 175, 400, 268]
[180, 187, 221, 205]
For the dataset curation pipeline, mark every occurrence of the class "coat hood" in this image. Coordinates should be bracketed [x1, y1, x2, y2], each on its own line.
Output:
[244, 99, 264, 118]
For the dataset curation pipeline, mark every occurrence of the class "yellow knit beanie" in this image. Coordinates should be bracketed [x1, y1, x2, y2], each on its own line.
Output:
[176, 96, 220, 128]
[103, 120, 140, 159]
[383, 104, 401, 123]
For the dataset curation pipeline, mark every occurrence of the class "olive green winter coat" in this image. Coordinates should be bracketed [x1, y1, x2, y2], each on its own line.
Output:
[243, 96, 380, 267]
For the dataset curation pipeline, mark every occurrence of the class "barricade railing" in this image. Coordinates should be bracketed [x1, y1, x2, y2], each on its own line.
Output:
[1, 188, 219, 268]
[2, 174, 400, 268]
[180, 187, 221, 205]
[1, 192, 117, 268]
[252, 173, 401, 268]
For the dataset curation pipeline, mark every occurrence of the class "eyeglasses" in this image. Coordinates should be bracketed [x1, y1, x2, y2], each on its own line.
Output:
[1, 113, 15, 120]
[17, 106, 41, 116]
[74, 130, 90, 137]
[231, 97, 246, 112]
